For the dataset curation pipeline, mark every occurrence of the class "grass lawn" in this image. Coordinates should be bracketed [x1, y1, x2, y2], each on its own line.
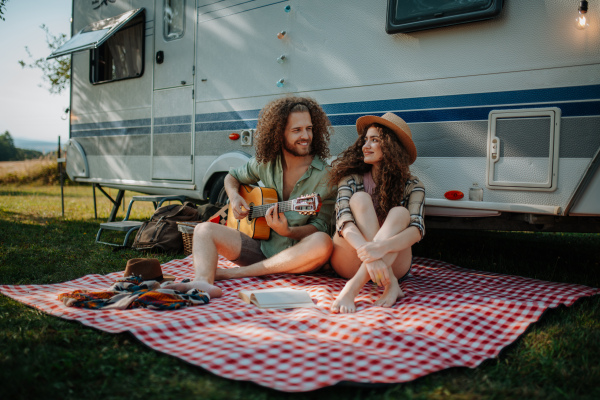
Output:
[1, 184, 599, 399]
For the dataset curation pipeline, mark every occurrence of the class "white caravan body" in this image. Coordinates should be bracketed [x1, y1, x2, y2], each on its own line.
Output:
[57, 0, 600, 231]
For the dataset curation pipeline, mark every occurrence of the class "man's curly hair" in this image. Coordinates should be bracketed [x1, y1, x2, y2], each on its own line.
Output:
[254, 96, 332, 164]
[328, 123, 412, 221]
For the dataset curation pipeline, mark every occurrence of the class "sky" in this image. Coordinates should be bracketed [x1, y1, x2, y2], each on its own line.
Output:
[0, 0, 71, 144]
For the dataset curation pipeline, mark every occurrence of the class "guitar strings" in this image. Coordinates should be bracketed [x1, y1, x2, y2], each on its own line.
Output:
[250, 202, 294, 218]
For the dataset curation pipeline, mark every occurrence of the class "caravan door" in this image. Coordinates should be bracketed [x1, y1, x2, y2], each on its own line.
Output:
[152, 0, 196, 181]
[486, 108, 561, 191]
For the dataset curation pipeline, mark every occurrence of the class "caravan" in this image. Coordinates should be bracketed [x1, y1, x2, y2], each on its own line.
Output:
[52, 0, 600, 231]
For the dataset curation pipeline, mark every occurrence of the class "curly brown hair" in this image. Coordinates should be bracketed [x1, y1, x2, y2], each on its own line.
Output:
[254, 96, 332, 164]
[328, 123, 412, 220]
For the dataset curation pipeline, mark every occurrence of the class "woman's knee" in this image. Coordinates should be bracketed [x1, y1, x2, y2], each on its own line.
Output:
[387, 206, 410, 225]
[349, 192, 374, 214]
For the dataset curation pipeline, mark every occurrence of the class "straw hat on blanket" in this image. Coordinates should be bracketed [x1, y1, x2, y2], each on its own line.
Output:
[356, 112, 417, 165]
[124, 258, 175, 282]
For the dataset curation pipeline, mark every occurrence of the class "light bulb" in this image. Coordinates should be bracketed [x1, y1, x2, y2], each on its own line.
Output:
[277, 30, 286, 39]
[277, 55, 286, 64]
[276, 79, 285, 88]
[576, 1, 589, 30]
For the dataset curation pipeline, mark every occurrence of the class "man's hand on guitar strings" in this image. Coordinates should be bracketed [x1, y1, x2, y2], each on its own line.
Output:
[265, 203, 292, 237]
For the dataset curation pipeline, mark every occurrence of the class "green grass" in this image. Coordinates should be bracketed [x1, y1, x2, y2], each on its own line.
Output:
[1, 184, 599, 399]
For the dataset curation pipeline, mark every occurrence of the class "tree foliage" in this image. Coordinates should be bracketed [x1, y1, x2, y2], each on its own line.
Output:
[0, 131, 43, 161]
[0, 0, 8, 21]
[18, 25, 71, 95]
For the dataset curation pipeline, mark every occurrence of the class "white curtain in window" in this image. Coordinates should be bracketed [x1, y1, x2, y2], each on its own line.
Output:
[106, 23, 143, 79]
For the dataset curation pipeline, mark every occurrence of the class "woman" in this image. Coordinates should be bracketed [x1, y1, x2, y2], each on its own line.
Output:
[328, 112, 425, 313]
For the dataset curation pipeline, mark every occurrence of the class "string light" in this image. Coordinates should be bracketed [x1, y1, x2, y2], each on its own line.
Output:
[575, 0, 589, 30]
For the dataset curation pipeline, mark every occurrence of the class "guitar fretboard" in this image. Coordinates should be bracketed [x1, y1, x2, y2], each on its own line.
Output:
[250, 200, 296, 219]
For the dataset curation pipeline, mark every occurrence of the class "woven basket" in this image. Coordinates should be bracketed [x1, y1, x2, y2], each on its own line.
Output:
[177, 221, 200, 256]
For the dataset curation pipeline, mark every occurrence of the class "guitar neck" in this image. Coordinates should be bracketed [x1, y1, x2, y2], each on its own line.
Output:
[250, 200, 296, 219]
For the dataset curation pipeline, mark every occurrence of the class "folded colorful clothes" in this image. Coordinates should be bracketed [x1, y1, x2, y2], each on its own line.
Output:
[58, 276, 210, 310]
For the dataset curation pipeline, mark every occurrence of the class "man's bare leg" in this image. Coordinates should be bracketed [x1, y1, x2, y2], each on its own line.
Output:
[216, 231, 333, 280]
[164, 223, 243, 297]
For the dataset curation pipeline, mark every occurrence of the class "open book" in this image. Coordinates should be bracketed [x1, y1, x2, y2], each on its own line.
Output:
[238, 288, 315, 309]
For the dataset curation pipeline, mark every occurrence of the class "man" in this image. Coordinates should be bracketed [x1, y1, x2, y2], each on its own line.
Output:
[168, 96, 336, 297]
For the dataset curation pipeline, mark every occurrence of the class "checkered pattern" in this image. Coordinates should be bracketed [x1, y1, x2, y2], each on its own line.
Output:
[1, 257, 597, 392]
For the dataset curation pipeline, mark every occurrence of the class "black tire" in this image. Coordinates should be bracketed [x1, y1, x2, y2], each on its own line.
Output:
[208, 173, 229, 205]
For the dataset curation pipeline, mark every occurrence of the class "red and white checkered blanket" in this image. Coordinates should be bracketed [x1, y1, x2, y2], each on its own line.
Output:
[1, 256, 597, 392]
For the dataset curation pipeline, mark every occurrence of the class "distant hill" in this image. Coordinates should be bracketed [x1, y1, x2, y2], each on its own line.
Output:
[13, 138, 62, 154]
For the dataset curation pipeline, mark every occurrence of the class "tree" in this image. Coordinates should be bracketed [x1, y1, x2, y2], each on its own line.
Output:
[0, 0, 8, 21]
[0, 131, 18, 161]
[18, 25, 71, 94]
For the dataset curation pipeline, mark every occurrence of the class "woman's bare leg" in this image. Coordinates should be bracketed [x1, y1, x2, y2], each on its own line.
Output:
[331, 204, 413, 313]
[371, 207, 412, 307]
[331, 193, 380, 313]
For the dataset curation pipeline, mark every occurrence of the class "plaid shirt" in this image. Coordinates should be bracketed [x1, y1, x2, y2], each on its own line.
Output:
[335, 174, 425, 239]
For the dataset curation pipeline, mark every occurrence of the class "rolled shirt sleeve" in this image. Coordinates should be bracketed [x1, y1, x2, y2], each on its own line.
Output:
[335, 175, 363, 237]
[404, 176, 426, 240]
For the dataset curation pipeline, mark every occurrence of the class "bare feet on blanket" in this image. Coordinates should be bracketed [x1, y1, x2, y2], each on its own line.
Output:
[164, 281, 222, 298]
[331, 278, 362, 314]
[374, 279, 405, 307]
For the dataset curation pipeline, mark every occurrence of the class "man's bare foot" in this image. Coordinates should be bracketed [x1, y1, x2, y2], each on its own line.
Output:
[374, 279, 404, 307]
[331, 278, 363, 314]
[163, 281, 222, 298]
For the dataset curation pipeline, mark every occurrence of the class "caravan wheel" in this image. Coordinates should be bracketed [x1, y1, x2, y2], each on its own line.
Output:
[209, 173, 229, 205]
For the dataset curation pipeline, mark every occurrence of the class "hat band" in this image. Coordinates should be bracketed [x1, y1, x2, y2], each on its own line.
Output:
[132, 273, 163, 282]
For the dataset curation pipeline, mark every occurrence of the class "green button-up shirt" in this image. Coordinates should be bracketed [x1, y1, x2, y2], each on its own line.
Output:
[229, 155, 336, 258]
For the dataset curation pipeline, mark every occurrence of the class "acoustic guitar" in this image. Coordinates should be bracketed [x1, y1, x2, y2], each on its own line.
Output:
[226, 185, 322, 240]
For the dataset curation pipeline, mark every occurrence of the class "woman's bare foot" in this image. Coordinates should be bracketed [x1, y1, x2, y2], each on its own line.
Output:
[163, 280, 222, 298]
[374, 279, 404, 307]
[331, 278, 363, 314]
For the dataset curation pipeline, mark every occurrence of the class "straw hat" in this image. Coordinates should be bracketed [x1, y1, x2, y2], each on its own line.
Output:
[356, 112, 417, 165]
[124, 258, 176, 282]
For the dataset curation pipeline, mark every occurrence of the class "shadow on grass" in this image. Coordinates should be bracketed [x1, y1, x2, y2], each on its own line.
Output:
[413, 229, 600, 288]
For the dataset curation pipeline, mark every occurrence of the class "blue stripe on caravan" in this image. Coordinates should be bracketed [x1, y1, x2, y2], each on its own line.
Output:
[329, 101, 600, 126]
[71, 118, 151, 132]
[194, 100, 600, 131]
[71, 127, 151, 137]
[194, 84, 600, 125]
[154, 124, 192, 134]
[154, 115, 192, 125]
[321, 84, 600, 115]
[70, 85, 600, 136]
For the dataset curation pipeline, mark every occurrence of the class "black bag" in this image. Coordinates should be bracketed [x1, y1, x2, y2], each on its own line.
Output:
[132, 202, 201, 253]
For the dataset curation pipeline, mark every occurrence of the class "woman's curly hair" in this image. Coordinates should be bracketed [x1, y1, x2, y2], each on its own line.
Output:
[254, 96, 332, 164]
[328, 123, 412, 220]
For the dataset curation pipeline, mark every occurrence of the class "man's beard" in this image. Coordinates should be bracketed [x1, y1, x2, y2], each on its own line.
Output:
[283, 138, 312, 157]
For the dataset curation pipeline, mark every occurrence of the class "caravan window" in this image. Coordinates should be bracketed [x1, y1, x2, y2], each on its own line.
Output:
[164, 0, 185, 41]
[386, 0, 503, 34]
[90, 12, 145, 84]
